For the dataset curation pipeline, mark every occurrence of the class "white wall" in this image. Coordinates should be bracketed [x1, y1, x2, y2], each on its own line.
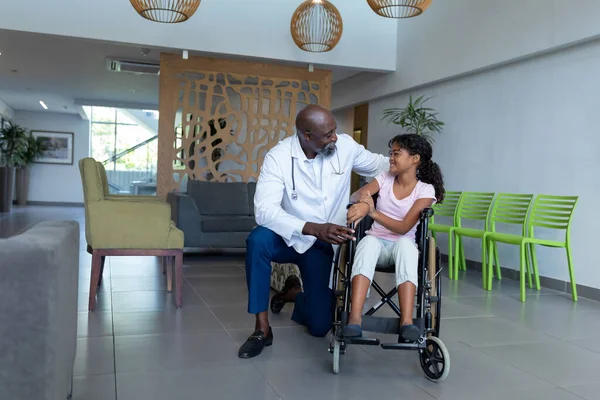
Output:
[367, 38, 600, 290]
[333, 107, 354, 135]
[14, 111, 90, 203]
[1, 0, 397, 72]
[333, 0, 600, 109]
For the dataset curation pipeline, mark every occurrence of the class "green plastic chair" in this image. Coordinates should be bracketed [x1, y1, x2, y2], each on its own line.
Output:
[429, 191, 462, 279]
[449, 192, 495, 285]
[481, 193, 534, 290]
[484, 195, 578, 302]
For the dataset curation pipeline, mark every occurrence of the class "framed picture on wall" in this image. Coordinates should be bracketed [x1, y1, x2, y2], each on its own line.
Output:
[30, 130, 74, 165]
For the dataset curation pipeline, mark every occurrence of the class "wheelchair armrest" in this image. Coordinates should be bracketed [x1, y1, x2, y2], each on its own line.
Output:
[420, 207, 434, 219]
[416, 208, 435, 246]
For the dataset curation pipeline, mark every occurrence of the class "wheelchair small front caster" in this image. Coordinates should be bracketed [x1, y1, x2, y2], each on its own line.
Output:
[419, 336, 450, 382]
[332, 339, 341, 374]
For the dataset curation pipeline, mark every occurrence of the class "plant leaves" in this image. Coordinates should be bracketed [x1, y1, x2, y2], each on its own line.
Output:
[381, 95, 444, 137]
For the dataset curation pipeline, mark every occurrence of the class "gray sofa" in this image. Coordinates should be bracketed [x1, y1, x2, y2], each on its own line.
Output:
[0, 220, 79, 400]
[167, 180, 257, 250]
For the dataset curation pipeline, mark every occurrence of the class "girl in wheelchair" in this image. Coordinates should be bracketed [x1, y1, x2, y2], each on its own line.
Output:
[343, 133, 445, 342]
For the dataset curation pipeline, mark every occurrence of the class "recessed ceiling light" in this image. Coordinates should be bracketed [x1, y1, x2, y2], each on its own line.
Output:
[39, 101, 48, 110]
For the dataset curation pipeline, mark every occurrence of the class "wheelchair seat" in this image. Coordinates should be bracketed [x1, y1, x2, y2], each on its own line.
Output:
[374, 264, 396, 273]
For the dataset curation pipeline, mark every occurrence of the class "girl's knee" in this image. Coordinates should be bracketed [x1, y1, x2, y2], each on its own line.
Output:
[357, 234, 381, 250]
[354, 235, 383, 261]
[393, 236, 417, 249]
[392, 237, 419, 257]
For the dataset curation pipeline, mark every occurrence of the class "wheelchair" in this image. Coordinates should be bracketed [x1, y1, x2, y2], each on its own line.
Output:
[328, 205, 450, 381]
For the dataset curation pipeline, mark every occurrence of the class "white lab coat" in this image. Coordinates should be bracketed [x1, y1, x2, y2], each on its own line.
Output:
[254, 133, 389, 254]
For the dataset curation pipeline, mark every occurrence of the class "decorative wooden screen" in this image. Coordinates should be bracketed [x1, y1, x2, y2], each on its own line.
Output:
[157, 54, 332, 198]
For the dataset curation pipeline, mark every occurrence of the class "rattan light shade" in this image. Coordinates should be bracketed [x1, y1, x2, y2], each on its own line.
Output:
[130, 0, 201, 23]
[291, 0, 343, 53]
[367, 0, 432, 18]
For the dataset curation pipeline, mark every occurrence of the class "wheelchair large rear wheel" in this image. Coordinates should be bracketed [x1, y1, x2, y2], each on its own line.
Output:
[427, 238, 442, 336]
[419, 336, 450, 382]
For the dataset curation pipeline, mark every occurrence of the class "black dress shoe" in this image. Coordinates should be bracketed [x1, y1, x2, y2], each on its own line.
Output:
[238, 328, 273, 359]
[270, 275, 302, 314]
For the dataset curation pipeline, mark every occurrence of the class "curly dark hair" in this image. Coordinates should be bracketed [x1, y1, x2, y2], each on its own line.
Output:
[388, 133, 445, 203]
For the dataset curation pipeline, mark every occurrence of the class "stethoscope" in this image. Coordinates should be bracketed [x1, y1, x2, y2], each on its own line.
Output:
[291, 150, 343, 200]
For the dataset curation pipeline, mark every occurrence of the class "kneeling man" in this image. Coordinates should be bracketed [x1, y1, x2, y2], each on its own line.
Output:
[239, 105, 388, 359]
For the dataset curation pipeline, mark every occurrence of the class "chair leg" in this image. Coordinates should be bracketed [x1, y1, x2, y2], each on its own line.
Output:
[566, 245, 577, 302]
[447, 232, 454, 280]
[528, 243, 540, 291]
[493, 242, 501, 280]
[460, 237, 467, 272]
[486, 239, 494, 290]
[166, 256, 173, 293]
[89, 251, 103, 311]
[97, 256, 106, 287]
[175, 251, 183, 308]
[481, 237, 487, 289]
[162, 256, 166, 275]
[525, 244, 533, 289]
[519, 244, 527, 302]
[453, 234, 460, 279]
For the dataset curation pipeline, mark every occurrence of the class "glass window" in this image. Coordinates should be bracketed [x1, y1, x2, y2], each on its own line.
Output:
[89, 107, 158, 195]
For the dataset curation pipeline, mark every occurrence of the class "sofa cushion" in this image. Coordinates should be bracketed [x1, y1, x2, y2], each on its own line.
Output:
[188, 181, 250, 215]
[247, 182, 256, 215]
[201, 216, 256, 233]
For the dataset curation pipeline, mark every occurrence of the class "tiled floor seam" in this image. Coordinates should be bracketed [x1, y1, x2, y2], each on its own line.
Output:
[249, 362, 285, 400]
[564, 338, 600, 355]
[561, 385, 594, 400]
[184, 275, 240, 346]
[472, 344, 574, 389]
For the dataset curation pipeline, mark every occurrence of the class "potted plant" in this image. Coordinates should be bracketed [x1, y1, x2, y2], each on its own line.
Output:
[0, 120, 27, 212]
[382, 94, 445, 143]
[15, 135, 48, 206]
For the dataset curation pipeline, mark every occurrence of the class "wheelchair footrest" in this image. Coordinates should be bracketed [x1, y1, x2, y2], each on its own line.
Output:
[381, 341, 426, 350]
[346, 337, 380, 346]
[361, 315, 401, 335]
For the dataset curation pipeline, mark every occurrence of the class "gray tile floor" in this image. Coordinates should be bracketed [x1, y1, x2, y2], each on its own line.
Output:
[3, 206, 600, 399]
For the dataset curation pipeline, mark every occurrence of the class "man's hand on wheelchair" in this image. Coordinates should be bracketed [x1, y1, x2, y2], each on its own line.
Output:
[303, 222, 355, 245]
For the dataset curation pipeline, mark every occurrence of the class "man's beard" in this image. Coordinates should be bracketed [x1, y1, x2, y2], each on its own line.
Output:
[320, 143, 336, 157]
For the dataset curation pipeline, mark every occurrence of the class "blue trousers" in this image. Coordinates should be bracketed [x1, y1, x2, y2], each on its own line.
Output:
[246, 226, 334, 337]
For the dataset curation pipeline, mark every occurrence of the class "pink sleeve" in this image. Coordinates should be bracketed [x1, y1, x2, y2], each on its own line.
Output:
[374, 171, 391, 188]
[417, 183, 437, 204]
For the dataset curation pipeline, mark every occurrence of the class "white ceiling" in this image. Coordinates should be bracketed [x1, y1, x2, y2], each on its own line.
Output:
[0, 29, 361, 115]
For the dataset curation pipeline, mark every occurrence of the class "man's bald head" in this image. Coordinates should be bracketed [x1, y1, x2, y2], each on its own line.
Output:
[295, 105, 338, 158]
[295, 105, 335, 133]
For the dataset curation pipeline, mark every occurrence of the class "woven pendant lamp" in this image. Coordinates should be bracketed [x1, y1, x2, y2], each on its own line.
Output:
[366, 0, 432, 18]
[130, 0, 201, 23]
[290, 0, 343, 53]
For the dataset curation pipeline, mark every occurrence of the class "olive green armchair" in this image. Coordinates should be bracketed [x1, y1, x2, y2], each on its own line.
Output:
[96, 161, 160, 201]
[95, 159, 179, 284]
[79, 157, 184, 311]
